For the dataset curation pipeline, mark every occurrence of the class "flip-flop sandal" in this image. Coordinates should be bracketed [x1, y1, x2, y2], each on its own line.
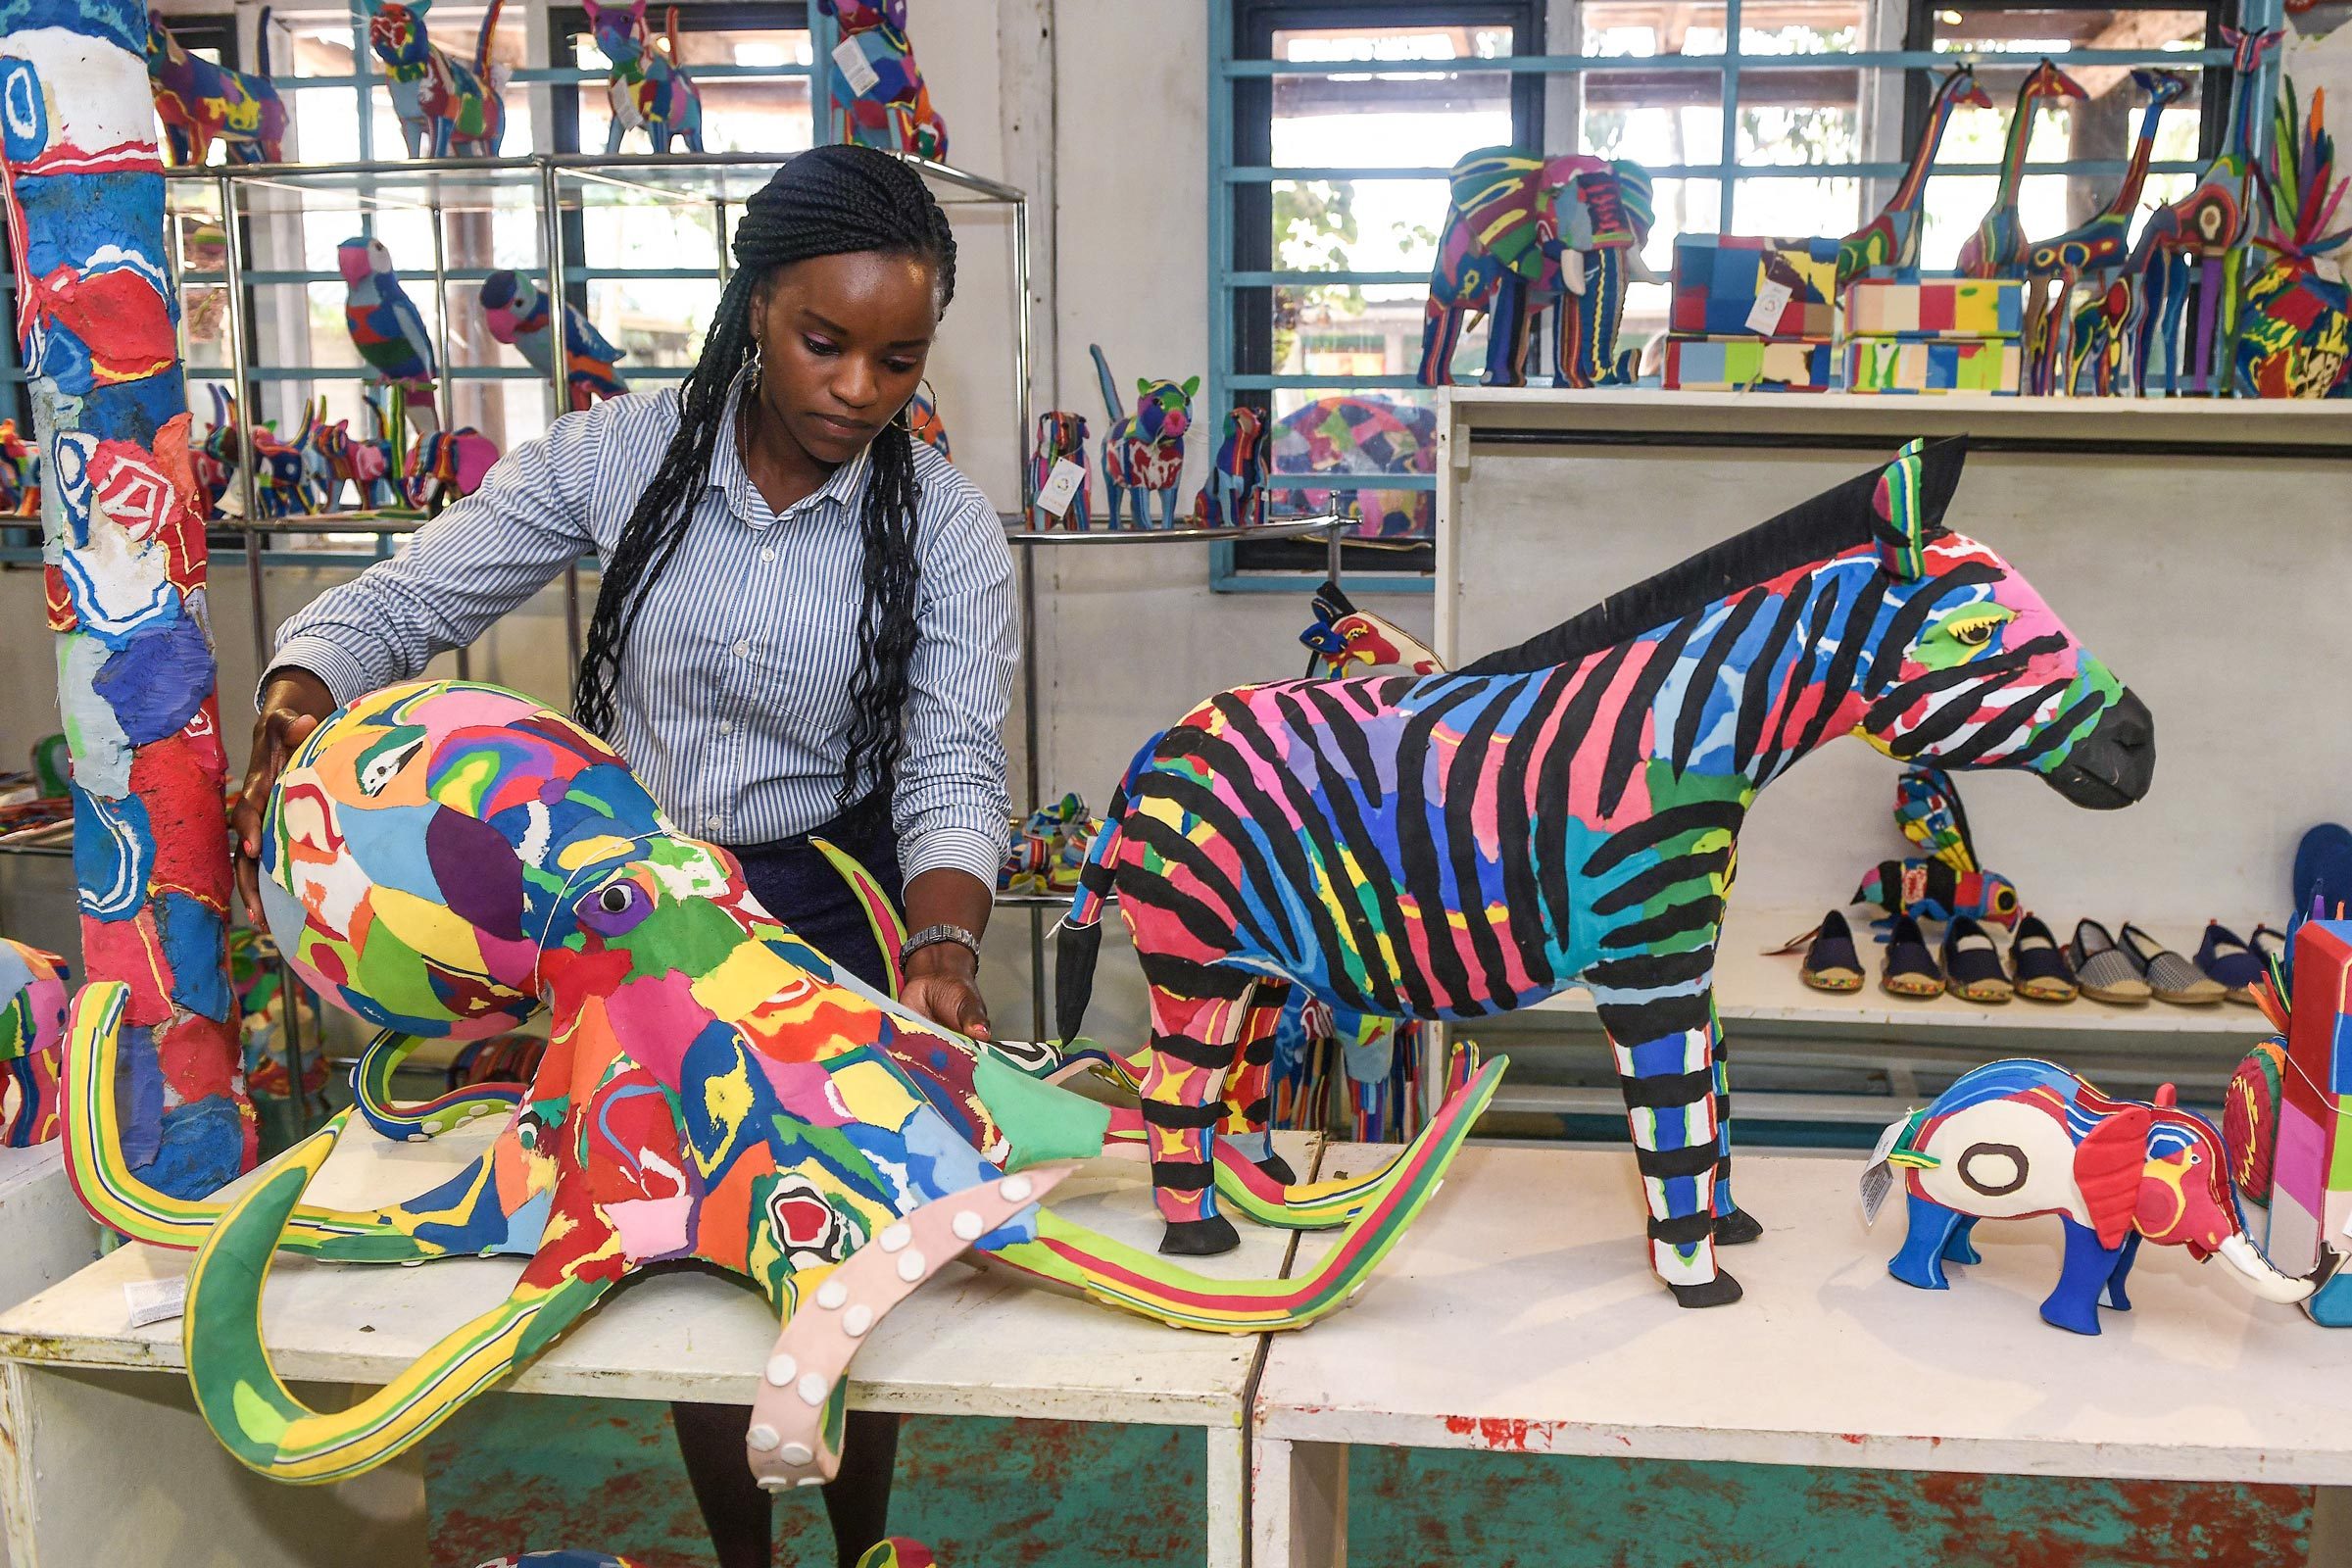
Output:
[2070, 918, 2151, 1005]
[2250, 923, 2288, 963]
[2006, 912, 2078, 1003]
[2120, 922, 2226, 1005]
[1940, 916, 2013, 1004]
[1880, 914, 1945, 1000]
[2194, 920, 2264, 1004]
[1799, 909, 1864, 993]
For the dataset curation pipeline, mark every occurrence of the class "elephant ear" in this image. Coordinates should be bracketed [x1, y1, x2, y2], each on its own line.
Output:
[2075, 1104, 2154, 1250]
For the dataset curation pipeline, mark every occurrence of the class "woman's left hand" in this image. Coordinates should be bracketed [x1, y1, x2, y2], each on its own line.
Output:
[902, 945, 992, 1041]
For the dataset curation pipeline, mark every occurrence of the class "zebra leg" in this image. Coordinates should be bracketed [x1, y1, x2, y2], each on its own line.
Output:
[1139, 969, 1258, 1257]
[1594, 1003, 1740, 1308]
[1706, 1007, 1762, 1246]
[1217, 980, 1294, 1184]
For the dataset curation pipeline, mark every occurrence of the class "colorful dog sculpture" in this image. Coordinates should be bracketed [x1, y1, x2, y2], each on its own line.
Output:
[1028, 411, 1091, 529]
[1090, 344, 1196, 530]
[1866, 1058, 2314, 1334]
[818, 0, 948, 160]
[57, 679, 1499, 1486]
[0, 939, 68, 1147]
[583, 0, 704, 154]
[1058, 437, 2157, 1305]
[145, 9, 289, 167]
[1195, 406, 1267, 529]
[479, 270, 629, 411]
[365, 0, 509, 159]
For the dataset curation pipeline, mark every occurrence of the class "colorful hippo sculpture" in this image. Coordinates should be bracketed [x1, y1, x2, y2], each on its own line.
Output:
[59, 679, 1500, 1489]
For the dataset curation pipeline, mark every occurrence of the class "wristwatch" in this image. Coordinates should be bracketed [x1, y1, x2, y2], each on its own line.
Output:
[900, 922, 982, 967]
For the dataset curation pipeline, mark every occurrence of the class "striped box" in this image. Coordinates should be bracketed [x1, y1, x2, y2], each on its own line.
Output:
[1663, 335, 1837, 392]
[1843, 338, 2023, 395]
[1669, 236, 1841, 340]
[1843, 278, 2025, 341]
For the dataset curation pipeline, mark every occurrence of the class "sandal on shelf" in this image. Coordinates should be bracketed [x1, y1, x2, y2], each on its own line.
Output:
[1880, 915, 1945, 1000]
[1940, 917, 2013, 1004]
[2250, 923, 2289, 965]
[2119, 922, 2227, 1006]
[2070, 919, 2151, 1005]
[1800, 910, 1864, 993]
[2194, 921, 2265, 1004]
[2006, 913, 2078, 1004]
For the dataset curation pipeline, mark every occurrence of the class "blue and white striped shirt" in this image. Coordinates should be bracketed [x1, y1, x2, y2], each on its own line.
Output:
[270, 377, 1018, 887]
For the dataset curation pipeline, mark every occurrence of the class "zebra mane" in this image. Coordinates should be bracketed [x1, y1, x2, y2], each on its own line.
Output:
[1457, 437, 1969, 677]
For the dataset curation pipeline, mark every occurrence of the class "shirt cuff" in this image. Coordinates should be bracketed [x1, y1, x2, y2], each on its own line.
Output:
[258, 637, 379, 712]
[898, 822, 1006, 889]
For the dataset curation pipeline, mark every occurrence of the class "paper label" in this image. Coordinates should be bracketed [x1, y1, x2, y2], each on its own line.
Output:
[123, 1275, 188, 1328]
[1034, 458, 1085, 519]
[1745, 278, 1794, 336]
[1858, 1113, 1912, 1228]
[832, 36, 881, 96]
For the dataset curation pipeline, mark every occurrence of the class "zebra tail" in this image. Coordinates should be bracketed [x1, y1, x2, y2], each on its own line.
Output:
[1054, 733, 1158, 1044]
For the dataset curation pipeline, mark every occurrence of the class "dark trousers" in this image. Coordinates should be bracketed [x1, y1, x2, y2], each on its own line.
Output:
[675, 798, 905, 1568]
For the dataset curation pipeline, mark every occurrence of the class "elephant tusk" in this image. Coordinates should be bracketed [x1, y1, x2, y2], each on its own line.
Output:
[2218, 1233, 2318, 1304]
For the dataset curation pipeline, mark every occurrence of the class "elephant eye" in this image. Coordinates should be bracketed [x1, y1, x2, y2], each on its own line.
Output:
[599, 885, 633, 913]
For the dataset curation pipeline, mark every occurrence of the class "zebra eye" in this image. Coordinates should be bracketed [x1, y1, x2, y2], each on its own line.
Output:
[1952, 620, 1994, 648]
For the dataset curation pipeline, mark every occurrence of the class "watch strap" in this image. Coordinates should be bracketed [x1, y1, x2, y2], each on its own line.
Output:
[900, 922, 982, 965]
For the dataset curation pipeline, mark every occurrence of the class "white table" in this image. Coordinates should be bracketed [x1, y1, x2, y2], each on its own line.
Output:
[1254, 1144, 2352, 1567]
[0, 1118, 1316, 1568]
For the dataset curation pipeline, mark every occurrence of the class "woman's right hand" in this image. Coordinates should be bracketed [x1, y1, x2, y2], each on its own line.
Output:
[234, 668, 335, 928]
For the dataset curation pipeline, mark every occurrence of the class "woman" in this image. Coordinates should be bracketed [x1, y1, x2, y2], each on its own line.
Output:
[231, 145, 1015, 1568]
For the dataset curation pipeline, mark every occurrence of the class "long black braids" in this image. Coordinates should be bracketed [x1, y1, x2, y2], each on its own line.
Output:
[572, 143, 957, 813]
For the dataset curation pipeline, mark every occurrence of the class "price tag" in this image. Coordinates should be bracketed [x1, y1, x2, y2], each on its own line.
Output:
[123, 1275, 188, 1328]
[1858, 1112, 1912, 1228]
[1034, 458, 1085, 520]
[832, 36, 881, 96]
[1745, 277, 1794, 336]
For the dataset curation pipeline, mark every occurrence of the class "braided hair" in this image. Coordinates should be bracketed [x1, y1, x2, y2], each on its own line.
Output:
[572, 144, 957, 813]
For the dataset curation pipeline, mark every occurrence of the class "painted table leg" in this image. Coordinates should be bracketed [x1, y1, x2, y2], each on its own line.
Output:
[1251, 1434, 1348, 1568]
[0, 1361, 425, 1566]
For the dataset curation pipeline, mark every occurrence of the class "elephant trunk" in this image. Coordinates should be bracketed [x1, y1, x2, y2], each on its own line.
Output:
[2217, 1231, 2319, 1304]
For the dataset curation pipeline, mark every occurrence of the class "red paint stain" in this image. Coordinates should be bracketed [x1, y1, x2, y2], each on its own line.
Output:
[1442, 1415, 1560, 1452]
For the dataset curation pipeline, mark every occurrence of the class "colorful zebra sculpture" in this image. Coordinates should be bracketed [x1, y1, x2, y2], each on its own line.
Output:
[57, 679, 1499, 1486]
[1058, 438, 2155, 1302]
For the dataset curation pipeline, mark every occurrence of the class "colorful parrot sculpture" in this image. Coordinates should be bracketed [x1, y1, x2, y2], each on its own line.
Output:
[339, 236, 438, 400]
[477, 270, 628, 412]
[1854, 764, 2022, 927]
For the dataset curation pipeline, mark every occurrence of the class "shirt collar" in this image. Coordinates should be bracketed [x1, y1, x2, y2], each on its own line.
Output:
[708, 365, 874, 529]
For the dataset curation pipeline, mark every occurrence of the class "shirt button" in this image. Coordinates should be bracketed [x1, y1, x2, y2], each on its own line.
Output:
[717, 720, 733, 735]
[732, 639, 751, 659]
[705, 812, 722, 830]
[760, 547, 777, 564]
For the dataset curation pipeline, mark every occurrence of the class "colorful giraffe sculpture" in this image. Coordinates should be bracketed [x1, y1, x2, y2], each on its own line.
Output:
[2022, 70, 2190, 394]
[1056, 438, 2157, 1304]
[2122, 27, 2287, 395]
[1837, 66, 1992, 284]
[1958, 60, 2088, 281]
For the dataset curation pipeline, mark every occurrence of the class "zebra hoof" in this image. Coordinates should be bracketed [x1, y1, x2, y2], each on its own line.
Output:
[1159, 1215, 1241, 1257]
[1668, 1272, 1744, 1309]
[1713, 1207, 1764, 1246]
[1256, 1151, 1298, 1186]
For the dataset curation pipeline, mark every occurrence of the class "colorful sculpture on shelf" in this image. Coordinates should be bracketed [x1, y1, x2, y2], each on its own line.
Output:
[227, 926, 324, 1102]
[249, 411, 317, 519]
[2225, 917, 2352, 1323]
[1027, 411, 1091, 529]
[1853, 765, 2022, 927]
[1192, 406, 1267, 529]
[582, 0, 704, 155]
[0, 940, 69, 1147]
[0, 0, 254, 1191]
[2235, 83, 2352, 398]
[193, 386, 239, 516]
[1059, 437, 2157, 1300]
[1957, 60, 2088, 281]
[999, 793, 1098, 897]
[818, 0, 947, 160]
[341, 237, 439, 407]
[406, 426, 499, 511]
[144, 9, 288, 168]
[0, 416, 38, 515]
[2123, 27, 2286, 396]
[479, 270, 629, 412]
[1268, 396, 1436, 540]
[364, 0, 509, 159]
[1298, 579, 1441, 680]
[58, 679, 1499, 1485]
[1416, 147, 1656, 388]
[1865, 1058, 2315, 1334]
[1837, 66, 1991, 283]
[1090, 344, 1195, 530]
[905, 385, 948, 454]
[2022, 70, 2190, 395]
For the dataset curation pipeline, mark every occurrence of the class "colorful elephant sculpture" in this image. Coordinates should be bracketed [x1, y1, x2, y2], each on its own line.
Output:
[1416, 147, 1657, 389]
[58, 679, 1500, 1489]
[1868, 1058, 2315, 1334]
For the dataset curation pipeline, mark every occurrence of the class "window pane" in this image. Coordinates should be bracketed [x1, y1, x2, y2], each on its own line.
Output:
[1582, 2, 1729, 58]
[1581, 77, 1726, 167]
[1269, 24, 1514, 178]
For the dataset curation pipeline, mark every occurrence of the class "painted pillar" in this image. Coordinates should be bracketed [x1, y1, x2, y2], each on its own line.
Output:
[0, 0, 255, 1190]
